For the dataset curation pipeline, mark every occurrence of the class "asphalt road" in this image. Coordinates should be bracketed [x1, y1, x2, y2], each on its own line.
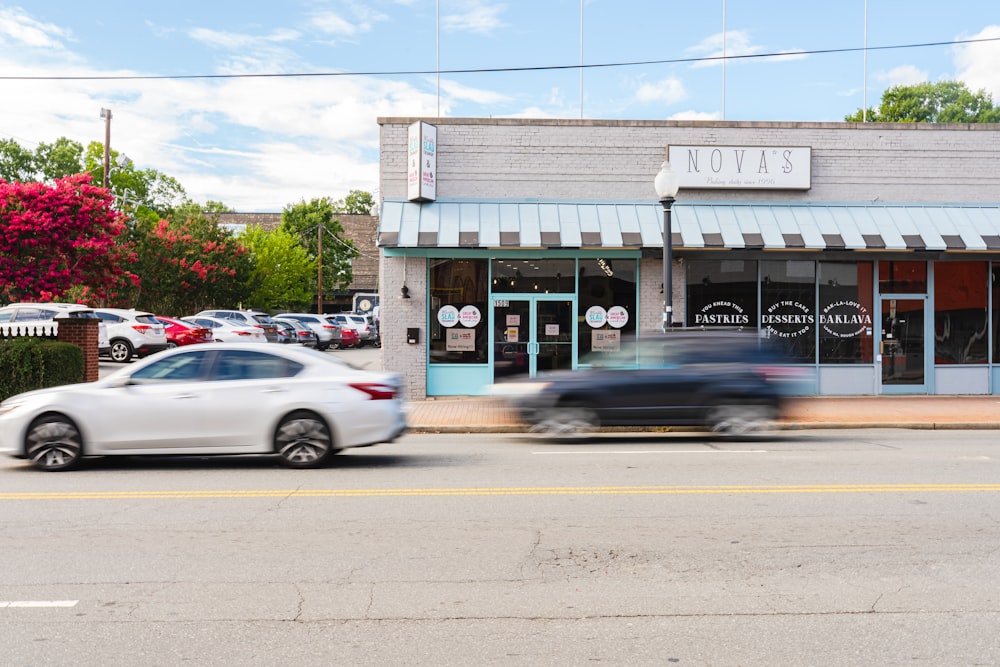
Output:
[2, 429, 998, 665]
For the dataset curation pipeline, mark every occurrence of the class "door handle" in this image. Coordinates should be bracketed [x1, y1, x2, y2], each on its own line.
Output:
[262, 387, 287, 393]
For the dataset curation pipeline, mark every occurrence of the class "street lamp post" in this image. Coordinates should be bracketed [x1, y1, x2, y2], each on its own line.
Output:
[654, 160, 680, 332]
[100, 108, 112, 190]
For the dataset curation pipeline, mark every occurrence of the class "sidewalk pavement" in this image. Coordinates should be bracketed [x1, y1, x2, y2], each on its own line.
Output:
[406, 395, 1000, 433]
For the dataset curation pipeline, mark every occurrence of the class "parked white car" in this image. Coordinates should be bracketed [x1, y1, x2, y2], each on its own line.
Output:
[0, 343, 408, 471]
[93, 308, 169, 363]
[328, 313, 378, 347]
[0, 302, 111, 356]
[195, 309, 279, 343]
[182, 315, 268, 343]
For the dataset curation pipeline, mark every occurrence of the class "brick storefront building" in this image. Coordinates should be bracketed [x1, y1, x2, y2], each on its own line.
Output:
[376, 118, 1000, 400]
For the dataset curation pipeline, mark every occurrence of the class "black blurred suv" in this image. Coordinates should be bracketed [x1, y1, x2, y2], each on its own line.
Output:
[491, 330, 811, 436]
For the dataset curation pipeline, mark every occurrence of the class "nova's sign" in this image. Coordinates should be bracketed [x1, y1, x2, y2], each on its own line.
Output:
[668, 145, 811, 190]
[407, 121, 437, 201]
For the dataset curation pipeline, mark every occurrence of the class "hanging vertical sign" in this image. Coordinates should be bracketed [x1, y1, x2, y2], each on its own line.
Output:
[407, 121, 437, 201]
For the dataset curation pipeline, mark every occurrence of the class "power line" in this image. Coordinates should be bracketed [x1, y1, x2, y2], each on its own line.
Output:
[0, 36, 996, 81]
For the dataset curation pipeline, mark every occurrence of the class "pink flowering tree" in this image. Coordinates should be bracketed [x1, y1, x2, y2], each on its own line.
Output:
[0, 173, 133, 303]
[115, 213, 254, 315]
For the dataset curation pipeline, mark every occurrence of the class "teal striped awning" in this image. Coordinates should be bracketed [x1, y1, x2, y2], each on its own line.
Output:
[378, 200, 1000, 251]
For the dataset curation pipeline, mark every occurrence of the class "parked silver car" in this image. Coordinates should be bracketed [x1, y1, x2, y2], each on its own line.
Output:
[273, 313, 342, 350]
[272, 317, 319, 347]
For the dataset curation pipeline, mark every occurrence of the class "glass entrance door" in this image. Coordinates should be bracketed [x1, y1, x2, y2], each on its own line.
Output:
[492, 296, 574, 382]
[880, 298, 926, 391]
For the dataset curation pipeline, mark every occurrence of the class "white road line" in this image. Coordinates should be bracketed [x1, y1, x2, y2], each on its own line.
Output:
[532, 450, 768, 455]
[0, 601, 79, 608]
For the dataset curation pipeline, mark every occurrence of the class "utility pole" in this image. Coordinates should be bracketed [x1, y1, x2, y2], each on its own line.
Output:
[317, 223, 323, 314]
[100, 108, 112, 189]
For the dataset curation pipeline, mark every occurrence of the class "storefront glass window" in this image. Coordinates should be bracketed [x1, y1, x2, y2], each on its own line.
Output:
[684, 259, 758, 329]
[878, 261, 926, 293]
[818, 262, 874, 364]
[429, 258, 488, 364]
[760, 260, 816, 363]
[491, 259, 576, 293]
[934, 262, 987, 364]
[577, 258, 638, 362]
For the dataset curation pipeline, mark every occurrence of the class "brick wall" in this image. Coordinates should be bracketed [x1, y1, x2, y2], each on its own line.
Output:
[379, 254, 427, 399]
[54, 317, 99, 382]
[377, 118, 1000, 399]
[379, 118, 1000, 204]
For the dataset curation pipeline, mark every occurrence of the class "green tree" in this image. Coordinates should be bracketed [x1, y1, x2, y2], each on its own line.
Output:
[35, 137, 86, 182]
[116, 211, 254, 315]
[333, 189, 376, 215]
[847, 80, 1000, 123]
[0, 138, 37, 182]
[81, 142, 188, 220]
[238, 226, 317, 312]
[280, 197, 360, 295]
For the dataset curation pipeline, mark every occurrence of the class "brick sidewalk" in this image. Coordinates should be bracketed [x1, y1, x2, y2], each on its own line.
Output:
[407, 395, 1000, 432]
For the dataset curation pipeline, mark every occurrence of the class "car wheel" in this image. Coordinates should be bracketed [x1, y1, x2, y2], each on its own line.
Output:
[708, 402, 775, 435]
[25, 415, 83, 471]
[530, 404, 599, 438]
[275, 412, 337, 468]
[109, 339, 134, 363]
[166, 341, 178, 349]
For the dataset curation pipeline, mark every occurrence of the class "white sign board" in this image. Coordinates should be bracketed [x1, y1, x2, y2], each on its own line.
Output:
[668, 145, 811, 190]
[591, 329, 620, 352]
[407, 121, 437, 201]
[446, 329, 475, 352]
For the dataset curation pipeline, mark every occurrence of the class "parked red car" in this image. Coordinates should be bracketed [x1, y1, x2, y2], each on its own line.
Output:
[339, 326, 360, 348]
[155, 316, 215, 348]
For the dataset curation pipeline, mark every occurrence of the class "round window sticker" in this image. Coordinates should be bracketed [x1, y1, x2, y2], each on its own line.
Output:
[437, 305, 459, 327]
[585, 306, 608, 328]
[607, 306, 629, 329]
[459, 305, 482, 328]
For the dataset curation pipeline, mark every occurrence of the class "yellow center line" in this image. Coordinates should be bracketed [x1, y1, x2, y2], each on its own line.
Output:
[1, 484, 999, 500]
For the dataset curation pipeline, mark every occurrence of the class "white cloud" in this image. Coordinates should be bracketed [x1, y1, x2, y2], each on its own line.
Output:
[635, 77, 687, 105]
[0, 6, 72, 52]
[687, 30, 804, 68]
[442, 2, 507, 34]
[309, 11, 360, 37]
[953, 25, 1000, 98]
[438, 78, 510, 105]
[875, 65, 928, 87]
[188, 27, 300, 50]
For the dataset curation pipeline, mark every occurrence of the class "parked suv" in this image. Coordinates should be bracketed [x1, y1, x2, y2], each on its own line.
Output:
[93, 308, 170, 362]
[273, 313, 342, 350]
[195, 309, 279, 343]
[0, 302, 111, 356]
[328, 313, 378, 347]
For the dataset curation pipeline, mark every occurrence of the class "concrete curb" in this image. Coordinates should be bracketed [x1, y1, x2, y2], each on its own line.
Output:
[408, 421, 1000, 434]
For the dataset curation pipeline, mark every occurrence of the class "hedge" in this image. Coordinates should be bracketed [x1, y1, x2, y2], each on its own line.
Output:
[0, 338, 85, 402]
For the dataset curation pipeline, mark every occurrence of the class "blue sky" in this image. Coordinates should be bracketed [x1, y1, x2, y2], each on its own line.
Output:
[0, 1, 997, 211]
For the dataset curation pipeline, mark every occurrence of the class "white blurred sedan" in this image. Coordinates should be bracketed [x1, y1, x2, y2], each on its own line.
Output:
[182, 315, 268, 343]
[0, 343, 408, 471]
